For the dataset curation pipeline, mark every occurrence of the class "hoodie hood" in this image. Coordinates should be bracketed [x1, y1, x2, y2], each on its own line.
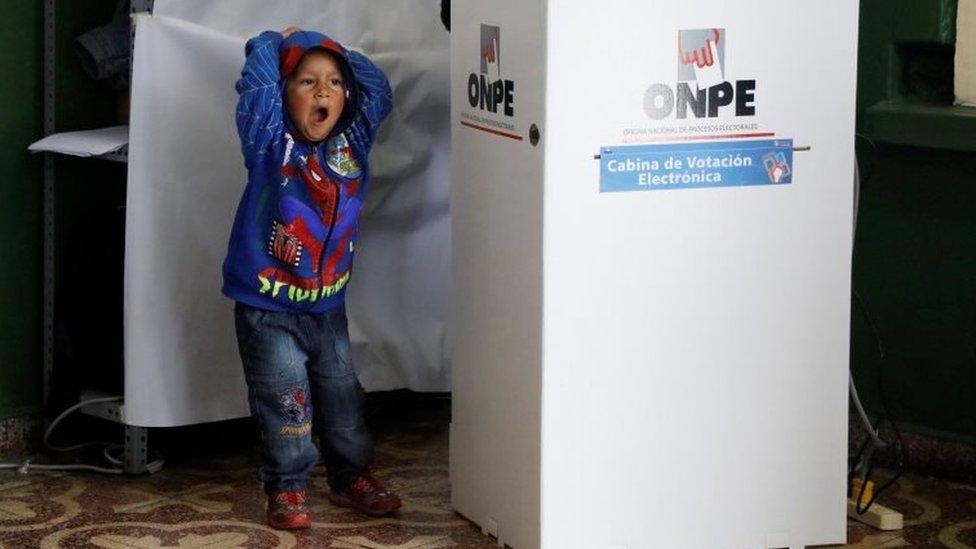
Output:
[278, 30, 360, 140]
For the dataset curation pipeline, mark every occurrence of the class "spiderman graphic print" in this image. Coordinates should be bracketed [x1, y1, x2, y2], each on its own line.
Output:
[222, 30, 392, 313]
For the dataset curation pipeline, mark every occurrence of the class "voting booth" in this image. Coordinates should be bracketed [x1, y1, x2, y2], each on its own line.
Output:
[449, 1, 858, 548]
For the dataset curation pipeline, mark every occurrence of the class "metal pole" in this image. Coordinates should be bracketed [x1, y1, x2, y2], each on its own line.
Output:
[42, 0, 56, 412]
[123, 0, 152, 475]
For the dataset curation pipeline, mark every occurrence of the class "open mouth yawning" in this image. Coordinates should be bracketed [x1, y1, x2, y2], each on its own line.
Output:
[311, 107, 329, 124]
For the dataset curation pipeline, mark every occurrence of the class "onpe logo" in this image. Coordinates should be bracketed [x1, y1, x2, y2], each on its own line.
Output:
[644, 28, 755, 120]
[678, 28, 725, 88]
[468, 24, 515, 117]
[480, 25, 501, 79]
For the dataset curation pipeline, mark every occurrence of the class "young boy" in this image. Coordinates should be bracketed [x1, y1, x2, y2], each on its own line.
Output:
[222, 26, 399, 530]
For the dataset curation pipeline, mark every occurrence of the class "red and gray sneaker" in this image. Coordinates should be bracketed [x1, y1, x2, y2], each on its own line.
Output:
[267, 490, 311, 530]
[327, 469, 402, 517]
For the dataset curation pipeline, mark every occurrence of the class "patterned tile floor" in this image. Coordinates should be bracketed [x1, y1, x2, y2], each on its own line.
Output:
[0, 395, 973, 548]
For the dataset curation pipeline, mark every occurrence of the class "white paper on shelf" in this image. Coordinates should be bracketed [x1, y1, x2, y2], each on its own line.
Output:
[124, 0, 451, 427]
[28, 125, 129, 157]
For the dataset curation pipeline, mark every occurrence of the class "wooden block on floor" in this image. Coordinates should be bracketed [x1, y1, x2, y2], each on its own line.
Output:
[847, 499, 904, 531]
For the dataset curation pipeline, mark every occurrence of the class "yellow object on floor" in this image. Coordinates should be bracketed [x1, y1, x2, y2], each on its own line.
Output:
[848, 477, 905, 531]
[851, 477, 875, 505]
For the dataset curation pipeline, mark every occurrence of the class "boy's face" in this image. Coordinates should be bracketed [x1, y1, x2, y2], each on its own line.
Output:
[285, 51, 346, 143]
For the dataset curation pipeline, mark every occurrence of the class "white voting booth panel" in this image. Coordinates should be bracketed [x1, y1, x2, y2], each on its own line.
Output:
[450, 1, 858, 548]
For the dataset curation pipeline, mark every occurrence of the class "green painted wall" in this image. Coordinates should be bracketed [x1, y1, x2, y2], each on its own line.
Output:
[0, 1, 44, 419]
[0, 0, 126, 421]
[853, 0, 976, 443]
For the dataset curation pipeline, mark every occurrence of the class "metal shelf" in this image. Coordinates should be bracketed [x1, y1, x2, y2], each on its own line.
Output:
[42, 0, 150, 475]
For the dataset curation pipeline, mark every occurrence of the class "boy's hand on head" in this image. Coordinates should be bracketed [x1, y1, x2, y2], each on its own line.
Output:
[282, 26, 300, 38]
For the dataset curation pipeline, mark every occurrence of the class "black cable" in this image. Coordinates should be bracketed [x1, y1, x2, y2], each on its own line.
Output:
[847, 413, 875, 478]
[855, 133, 879, 185]
[853, 415, 905, 515]
[853, 290, 885, 362]
[849, 137, 906, 514]
[850, 285, 906, 513]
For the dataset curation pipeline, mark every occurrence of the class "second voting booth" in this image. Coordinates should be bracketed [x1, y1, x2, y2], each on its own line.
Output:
[450, 1, 858, 548]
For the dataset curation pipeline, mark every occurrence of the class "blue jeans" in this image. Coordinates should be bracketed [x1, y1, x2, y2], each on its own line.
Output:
[234, 301, 373, 494]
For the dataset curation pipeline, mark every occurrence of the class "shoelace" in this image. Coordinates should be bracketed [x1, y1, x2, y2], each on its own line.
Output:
[352, 474, 391, 496]
[272, 491, 308, 507]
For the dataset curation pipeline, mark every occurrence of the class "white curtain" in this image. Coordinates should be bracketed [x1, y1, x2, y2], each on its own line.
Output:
[125, 0, 451, 427]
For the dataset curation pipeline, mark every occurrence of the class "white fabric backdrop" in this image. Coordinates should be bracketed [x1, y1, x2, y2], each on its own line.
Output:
[125, 0, 451, 427]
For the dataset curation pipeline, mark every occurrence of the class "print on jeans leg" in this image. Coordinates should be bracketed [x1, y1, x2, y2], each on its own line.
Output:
[278, 387, 312, 437]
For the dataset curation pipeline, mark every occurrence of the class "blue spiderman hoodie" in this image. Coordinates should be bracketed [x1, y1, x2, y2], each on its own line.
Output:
[222, 30, 392, 312]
